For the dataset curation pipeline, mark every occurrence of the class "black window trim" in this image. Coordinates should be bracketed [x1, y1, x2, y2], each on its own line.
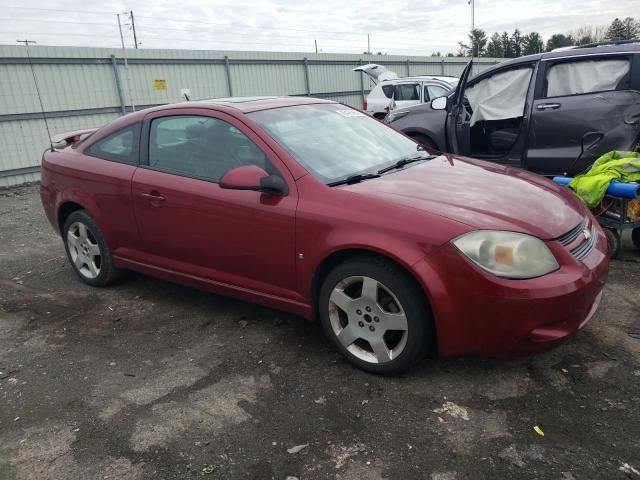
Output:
[83, 122, 142, 166]
[536, 53, 634, 100]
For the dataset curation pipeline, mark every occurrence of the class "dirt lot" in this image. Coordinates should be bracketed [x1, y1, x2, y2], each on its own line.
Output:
[0, 183, 639, 480]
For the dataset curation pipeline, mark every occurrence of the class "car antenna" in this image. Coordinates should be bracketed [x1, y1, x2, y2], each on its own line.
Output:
[17, 39, 54, 152]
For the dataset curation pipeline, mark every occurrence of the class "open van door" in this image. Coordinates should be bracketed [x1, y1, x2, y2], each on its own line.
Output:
[444, 60, 473, 154]
[353, 64, 399, 84]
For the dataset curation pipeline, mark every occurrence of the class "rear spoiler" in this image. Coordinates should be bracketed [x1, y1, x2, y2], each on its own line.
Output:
[52, 128, 99, 149]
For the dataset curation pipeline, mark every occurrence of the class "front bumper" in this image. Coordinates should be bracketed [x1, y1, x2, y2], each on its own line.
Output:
[414, 225, 609, 357]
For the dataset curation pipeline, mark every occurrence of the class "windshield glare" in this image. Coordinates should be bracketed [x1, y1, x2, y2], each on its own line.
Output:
[248, 104, 425, 184]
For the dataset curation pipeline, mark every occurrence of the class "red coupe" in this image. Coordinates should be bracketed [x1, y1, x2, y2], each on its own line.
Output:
[40, 97, 609, 374]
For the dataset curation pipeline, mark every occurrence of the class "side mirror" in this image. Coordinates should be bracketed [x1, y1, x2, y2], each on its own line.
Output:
[219, 165, 288, 196]
[431, 96, 448, 110]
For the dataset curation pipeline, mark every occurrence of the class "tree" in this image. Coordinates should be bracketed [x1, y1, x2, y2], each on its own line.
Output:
[546, 33, 574, 51]
[522, 32, 544, 55]
[458, 28, 488, 57]
[621, 17, 640, 39]
[431, 51, 442, 57]
[511, 29, 523, 57]
[570, 25, 605, 45]
[501, 31, 514, 57]
[606, 18, 626, 39]
[485, 32, 503, 58]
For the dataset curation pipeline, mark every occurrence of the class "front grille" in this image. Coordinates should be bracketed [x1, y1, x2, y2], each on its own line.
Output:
[557, 218, 596, 261]
[557, 219, 587, 246]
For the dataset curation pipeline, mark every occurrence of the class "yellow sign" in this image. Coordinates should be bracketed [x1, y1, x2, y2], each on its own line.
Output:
[154, 79, 167, 90]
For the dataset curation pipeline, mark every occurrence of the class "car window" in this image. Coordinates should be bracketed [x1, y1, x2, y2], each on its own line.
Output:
[85, 123, 140, 165]
[248, 104, 427, 184]
[545, 58, 631, 98]
[381, 84, 395, 99]
[426, 85, 447, 101]
[148, 115, 269, 182]
[395, 83, 420, 101]
[465, 67, 533, 126]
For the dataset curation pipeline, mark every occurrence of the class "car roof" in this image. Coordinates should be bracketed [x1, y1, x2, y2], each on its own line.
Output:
[474, 41, 640, 78]
[144, 96, 337, 115]
[382, 76, 457, 84]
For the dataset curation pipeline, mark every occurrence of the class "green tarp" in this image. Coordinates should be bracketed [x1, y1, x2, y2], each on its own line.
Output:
[568, 151, 640, 207]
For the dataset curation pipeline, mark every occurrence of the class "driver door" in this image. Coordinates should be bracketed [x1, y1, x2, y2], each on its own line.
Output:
[445, 61, 474, 155]
[130, 108, 298, 297]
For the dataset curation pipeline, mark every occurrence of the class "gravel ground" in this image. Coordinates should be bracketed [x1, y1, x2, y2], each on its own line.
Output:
[0, 183, 639, 480]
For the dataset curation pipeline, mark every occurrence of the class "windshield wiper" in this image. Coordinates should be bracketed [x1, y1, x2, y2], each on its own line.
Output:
[328, 173, 381, 187]
[377, 154, 435, 175]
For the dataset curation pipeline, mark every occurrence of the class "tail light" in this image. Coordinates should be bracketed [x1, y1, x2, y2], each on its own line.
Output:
[363, 98, 368, 111]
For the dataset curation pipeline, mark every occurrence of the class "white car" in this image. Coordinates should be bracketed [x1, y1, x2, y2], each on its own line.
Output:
[353, 64, 458, 119]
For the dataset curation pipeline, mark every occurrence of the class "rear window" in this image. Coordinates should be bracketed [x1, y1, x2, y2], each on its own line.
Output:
[85, 123, 140, 165]
[545, 58, 631, 98]
[381, 84, 395, 99]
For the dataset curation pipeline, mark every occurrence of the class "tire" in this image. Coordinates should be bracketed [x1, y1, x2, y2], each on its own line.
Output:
[632, 227, 640, 251]
[62, 210, 123, 286]
[604, 228, 621, 259]
[318, 255, 434, 375]
[409, 133, 438, 152]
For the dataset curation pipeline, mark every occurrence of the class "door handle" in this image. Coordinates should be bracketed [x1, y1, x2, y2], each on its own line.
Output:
[536, 103, 561, 110]
[138, 191, 165, 202]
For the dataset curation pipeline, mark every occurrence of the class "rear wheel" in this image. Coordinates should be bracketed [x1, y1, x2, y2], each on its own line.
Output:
[62, 210, 122, 286]
[318, 255, 433, 375]
[632, 227, 640, 251]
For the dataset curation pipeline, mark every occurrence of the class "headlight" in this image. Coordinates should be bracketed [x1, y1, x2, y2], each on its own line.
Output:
[384, 110, 409, 123]
[451, 231, 559, 279]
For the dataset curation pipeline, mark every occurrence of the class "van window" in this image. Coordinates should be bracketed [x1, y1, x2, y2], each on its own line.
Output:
[545, 58, 631, 97]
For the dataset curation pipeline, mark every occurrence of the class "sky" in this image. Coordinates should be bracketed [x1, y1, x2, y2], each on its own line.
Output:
[0, 0, 638, 55]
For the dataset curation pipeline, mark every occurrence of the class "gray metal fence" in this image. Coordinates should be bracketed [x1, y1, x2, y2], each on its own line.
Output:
[0, 45, 502, 186]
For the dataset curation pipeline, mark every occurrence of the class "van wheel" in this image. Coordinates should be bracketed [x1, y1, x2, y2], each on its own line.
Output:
[318, 255, 433, 375]
[62, 210, 123, 286]
[410, 134, 437, 151]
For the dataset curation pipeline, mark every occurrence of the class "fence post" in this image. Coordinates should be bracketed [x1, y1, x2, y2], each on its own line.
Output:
[224, 56, 233, 96]
[110, 55, 126, 115]
[303, 57, 311, 96]
[358, 59, 365, 109]
[406, 59, 411, 76]
[441, 59, 445, 75]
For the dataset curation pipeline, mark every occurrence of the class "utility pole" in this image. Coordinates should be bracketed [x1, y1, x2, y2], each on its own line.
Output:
[468, 0, 475, 57]
[314, 39, 318, 54]
[130, 10, 138, 48]
[116, 13, 136, 112]
[367, 34, 370, 54]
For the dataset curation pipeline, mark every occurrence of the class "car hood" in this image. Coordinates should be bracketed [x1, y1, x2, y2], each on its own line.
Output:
[343, 155, 585, 240]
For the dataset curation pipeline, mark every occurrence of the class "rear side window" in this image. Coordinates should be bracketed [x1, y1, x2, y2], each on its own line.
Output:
[396, 83, 420, 101]
[381, 84, 395, 98]
[148, 115, 268, 182]
[545, 58, 631, 98]
[85, 123, 140, 165]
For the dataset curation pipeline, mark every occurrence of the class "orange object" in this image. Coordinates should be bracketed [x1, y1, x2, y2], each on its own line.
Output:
[495, 246, 514, 265]
[627, 200, 640, 221]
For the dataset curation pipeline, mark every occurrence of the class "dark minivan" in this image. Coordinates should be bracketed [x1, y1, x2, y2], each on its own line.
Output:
[385, 40, 640, 176]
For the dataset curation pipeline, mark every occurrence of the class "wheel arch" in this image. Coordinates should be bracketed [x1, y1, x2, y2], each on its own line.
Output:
[403, 129, 441, 150]
[311, 247, 434, 323]
[57, 201, 85, 233]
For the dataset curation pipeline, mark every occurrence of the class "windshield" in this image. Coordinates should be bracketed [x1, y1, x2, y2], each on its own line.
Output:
[248, 104, 425, 184]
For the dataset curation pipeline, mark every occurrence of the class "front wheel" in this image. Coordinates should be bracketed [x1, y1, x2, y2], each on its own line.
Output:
[318, 255, 433, 375]
[62, 210, 123, 286]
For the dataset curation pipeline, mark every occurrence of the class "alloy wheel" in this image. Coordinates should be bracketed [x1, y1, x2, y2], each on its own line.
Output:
[328, 276, 409, 364]
[67, 221, 102, 279]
